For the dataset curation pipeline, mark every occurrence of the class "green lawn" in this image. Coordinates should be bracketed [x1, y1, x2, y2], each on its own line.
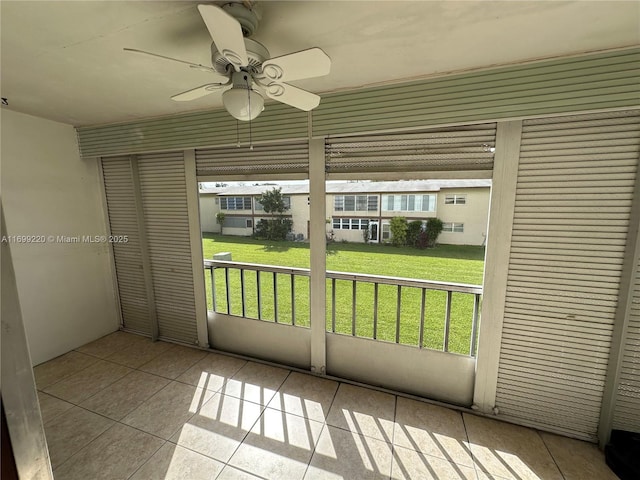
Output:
[202, 234, 485, 355]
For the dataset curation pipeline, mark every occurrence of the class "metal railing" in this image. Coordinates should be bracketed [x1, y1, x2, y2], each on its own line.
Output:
[204, 259, 482, 356]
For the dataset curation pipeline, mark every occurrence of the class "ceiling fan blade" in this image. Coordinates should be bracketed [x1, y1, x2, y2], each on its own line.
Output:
[262, 82, 321, 111]
[171, 83, 228, 102]
[123, 48, 226, 77]
[261, 48, 331, 83]
[197, 4, 249, 71]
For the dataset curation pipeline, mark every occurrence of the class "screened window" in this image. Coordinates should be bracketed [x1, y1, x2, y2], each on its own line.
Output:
[334, 195, 378, 212]
[332, 218, 370, 230]
[442, 222, 464, 233]
[381, 223, 391, 240]
[382, 194, 435, 212]
[254, 196, 291, 211]
[445, 194, 467, 205]
[220, 196, 251, 210]
[224, 216, 253, 228]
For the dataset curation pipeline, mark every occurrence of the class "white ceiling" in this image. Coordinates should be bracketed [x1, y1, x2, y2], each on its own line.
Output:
[1, 1, 638, 127]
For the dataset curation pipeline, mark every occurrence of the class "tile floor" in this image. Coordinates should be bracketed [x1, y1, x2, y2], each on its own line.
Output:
[34, 331, 619, 480]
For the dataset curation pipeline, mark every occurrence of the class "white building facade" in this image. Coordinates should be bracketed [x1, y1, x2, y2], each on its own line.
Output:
[200, 180, 490, 246]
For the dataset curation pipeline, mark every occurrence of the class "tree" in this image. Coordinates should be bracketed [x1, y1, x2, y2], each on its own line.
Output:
[257, 187, 288, 214]
[216, 212, 226, 235]
[389, 217, 408, 246]
[254, 187, 292, 241]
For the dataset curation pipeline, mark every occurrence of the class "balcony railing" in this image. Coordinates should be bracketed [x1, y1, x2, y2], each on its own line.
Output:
[204, 259, 482, 356]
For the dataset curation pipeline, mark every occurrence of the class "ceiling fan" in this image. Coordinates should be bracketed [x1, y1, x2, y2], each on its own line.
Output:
[125, 2, 331, 121]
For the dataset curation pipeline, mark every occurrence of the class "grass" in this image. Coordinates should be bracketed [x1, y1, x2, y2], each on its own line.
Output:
[202, 233, 485, 355]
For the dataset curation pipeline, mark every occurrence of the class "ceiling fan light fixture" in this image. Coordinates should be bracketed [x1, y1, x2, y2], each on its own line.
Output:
[223, 86, 264, 121]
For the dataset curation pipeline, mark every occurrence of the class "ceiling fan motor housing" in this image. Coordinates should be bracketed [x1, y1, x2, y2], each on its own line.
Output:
[210, 37, 269, 75]
[222, 2, 260, 37]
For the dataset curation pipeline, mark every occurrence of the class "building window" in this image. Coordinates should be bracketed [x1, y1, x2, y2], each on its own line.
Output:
[445, 194, 466, 205]
[381, 223, 391, 240]
[382, 194, 435, 212]
[223, 216, 253, 228]
[332, 218, 370, 230]
[334, 195, 378, 212]
[442, 222, 464, 233]
[220, 196, 251, 210]
[255, 196, 291, 211]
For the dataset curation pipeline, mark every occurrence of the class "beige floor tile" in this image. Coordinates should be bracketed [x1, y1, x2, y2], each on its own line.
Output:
[139, 344, 208, 379]
[217, 465, 266, 479]
[326, 383, 395, 443]
[79, 370, 170, 420]
[228, 407, 324, 480]
[75, 331, 146, 359]
[304, 424, 393, 480]
[171, 392, 263, 462]
[391, 445, 478, 480]
[463, 413, 562, 480]
[268, 371, 339, 422]
[394, 397, 473, 467]
[223, 361, 290, 406]
[122, 381, 214, 440]
[52, 423, 164, 480]
[42, 359, 132, 404]
[130, 442, 225, 480]
[540, 431, 618, 480]
[105, 338, 173, 368]
[44, 406, 113, 469]
[33, 351, 98, 390]
[176, 352, 247, 392]
[37, 391, 74, 425]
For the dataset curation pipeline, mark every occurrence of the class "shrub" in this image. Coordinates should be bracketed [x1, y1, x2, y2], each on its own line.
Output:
[389, 217, 408, 246]
[254, 218, 293, 240]
[416, 231, 429, 249]
[406, 220, 423, 246]
[424, 218, 444, 248]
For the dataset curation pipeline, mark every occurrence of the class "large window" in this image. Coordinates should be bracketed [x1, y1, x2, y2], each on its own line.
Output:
[382, 194, 435, 212]
[220, 196, 251, 210]
[442, 222, 464, 233]
[334, 195, 378, 212]
[255, 196, 291, 211]
[445, 194, 466, 205]
[332, 218, 370, 230]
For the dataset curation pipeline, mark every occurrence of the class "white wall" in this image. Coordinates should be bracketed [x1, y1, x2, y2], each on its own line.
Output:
[1, 109, 119, 365]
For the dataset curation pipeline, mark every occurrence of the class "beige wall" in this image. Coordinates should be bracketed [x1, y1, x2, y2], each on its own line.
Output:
[199, 194, 221, 233]
[437, 188, 490, 246]
[289, 195, 309, 238]
[1, 109, 119, 365]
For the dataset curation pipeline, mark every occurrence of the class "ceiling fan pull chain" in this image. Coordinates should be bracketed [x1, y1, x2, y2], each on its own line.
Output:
[236, 119, 241, 148]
